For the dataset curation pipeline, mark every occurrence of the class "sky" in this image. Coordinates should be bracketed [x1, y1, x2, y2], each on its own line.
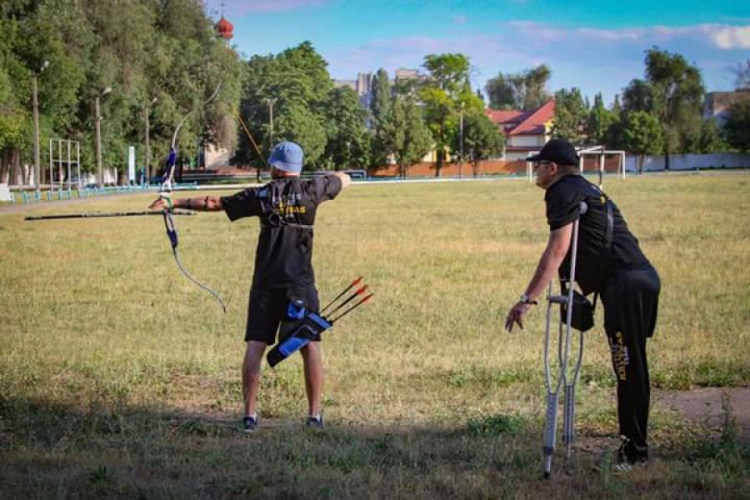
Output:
[207, 0, 750, 106]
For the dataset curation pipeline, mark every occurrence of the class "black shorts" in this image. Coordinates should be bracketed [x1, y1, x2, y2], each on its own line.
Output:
[245, 285, 320, 344]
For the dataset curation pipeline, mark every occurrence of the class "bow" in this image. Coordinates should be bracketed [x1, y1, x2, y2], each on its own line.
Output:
[159, 82, 226, 313]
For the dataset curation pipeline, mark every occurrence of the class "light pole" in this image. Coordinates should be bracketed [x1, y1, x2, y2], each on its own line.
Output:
[145, 97, 157, 182]
[262, 97, 277, 182]
[32, 60, 49, 191]
[94, 87, 112, 188]
[459, 102, 464, 179]
[266, 97, 277, 148]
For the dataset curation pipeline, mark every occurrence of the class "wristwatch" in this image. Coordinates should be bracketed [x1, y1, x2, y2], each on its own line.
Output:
[519, 294, 538, 305]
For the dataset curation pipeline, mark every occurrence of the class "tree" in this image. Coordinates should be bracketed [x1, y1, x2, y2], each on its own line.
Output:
[369, 68, 392, 167]
[485, 65, 551, 110]
[484, 73, 516, 109]
[621, 79, 655, 113]
[274, 102, 327, 168]
[620, 111, 663, 173]
[0, 0, 243, 186]
[552, 87, 587, 145]
[419, 53, 472, 177]
[385, 96, 433, 178]
[322, 87, 370, 169]
[644, 47, 705, 168]
[422, 54, 471, 95]
[586, 93, 617, 146]
[612, 94, 622, 115]
[370, 68, 391, 128]
[724, 99, 750, 152]
[697, 118, 729, 153]
[457, 110, 504, 176]
[239, 41, 333, 169]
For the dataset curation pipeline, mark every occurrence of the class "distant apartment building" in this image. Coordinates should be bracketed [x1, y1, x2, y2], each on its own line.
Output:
[334, 72, 375, 108]
[703, 89, 750, 126]
[485, 100, 556, 161]
[334, 68, 424, 110]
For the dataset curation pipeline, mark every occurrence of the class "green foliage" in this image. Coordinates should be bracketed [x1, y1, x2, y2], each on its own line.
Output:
[586, 93, 617, 146]
[620, 111, 663, 172]
[370, 68, 392, 167]
[697, 118, 729, 153]
[621, 79, 655, 113]
[322, 87, 371, 169]
[467, 414, 525, 436]
[422, 53, 471, 96]
[456, 110, 504, 176]
[644, 47, 704, 162]
[420, 53, 473, 176]
[0, 0, 243, 181]
[370, 68, 391, 129]
[552, 87, 587, 145]
[385, 96, 433, 176]
[275, 102, 327, 168]
[724, 99, 750, 152]
[238, 42, 334, 170]
[485, 65, 551, 110]
[687, 394, 750, 479]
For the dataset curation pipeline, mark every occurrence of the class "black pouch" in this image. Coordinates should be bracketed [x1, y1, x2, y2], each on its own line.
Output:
[561, 289, 596, 332]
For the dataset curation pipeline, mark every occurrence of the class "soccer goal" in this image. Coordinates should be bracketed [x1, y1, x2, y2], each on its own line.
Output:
[577, 146, 626, 188]
[49, 138, 81, 192]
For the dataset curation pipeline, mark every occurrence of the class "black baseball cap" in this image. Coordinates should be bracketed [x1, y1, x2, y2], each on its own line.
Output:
[526, 138, 580, 166]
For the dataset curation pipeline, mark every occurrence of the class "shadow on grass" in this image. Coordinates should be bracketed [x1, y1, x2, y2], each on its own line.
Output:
[1, 394, 749, 499]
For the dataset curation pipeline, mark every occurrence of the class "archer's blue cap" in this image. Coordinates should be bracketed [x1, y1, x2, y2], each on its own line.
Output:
[268, 141, 303, 173]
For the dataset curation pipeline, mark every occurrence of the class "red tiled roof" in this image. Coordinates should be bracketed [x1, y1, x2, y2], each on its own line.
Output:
[485, 100, 555, 136]
[484, 109, 526, 123]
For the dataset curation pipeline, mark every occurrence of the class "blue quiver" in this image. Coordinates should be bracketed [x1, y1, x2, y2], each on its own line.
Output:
[266, 300, 332, 368]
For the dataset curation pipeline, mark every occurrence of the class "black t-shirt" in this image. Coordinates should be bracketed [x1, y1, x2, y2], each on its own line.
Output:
[221, 176, 342, 289]
[545, 175, 650, 294]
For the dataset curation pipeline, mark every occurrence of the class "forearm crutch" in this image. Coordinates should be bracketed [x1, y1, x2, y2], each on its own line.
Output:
[542, 202, 587, 479]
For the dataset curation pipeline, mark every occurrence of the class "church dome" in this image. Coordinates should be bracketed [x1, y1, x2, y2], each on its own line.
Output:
[215, 16, 233, 40]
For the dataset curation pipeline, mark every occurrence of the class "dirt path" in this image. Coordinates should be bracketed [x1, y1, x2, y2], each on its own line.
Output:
[656, 387, 750, 437]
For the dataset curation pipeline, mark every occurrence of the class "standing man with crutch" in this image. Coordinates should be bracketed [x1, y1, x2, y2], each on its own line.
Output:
[504, 138, 661, 472]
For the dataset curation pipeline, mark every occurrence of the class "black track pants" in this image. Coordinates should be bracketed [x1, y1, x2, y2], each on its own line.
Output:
[602, 265, 660, 460]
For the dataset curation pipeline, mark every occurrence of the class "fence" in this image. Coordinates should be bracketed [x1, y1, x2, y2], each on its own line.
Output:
[626, 153, 750, 172]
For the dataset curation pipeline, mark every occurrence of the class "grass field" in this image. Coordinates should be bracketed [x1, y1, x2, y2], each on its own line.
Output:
[1, 174, 749, 498]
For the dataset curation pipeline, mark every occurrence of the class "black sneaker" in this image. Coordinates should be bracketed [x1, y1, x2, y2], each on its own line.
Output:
[612, 438, 648, 473]
[243, 415, 258, 433]
[306, 415, 324, 429]
[612, 456, 649, 473]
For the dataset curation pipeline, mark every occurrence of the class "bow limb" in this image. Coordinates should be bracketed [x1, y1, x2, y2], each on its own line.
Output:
[158, 81, 226, 312]
[161, 82, 223, 195]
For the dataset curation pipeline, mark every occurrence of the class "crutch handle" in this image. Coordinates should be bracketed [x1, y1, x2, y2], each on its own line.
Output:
[548, 294, 569, 305]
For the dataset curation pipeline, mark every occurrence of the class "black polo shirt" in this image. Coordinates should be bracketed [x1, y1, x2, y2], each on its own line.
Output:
[545, 174, 650, 294]
[221, 176, 342, 289]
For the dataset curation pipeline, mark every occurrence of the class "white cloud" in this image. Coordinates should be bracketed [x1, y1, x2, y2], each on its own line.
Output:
[325, 20, 747, 101]
[711, 25, 750, 49]
[508, 22, 750, 50]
